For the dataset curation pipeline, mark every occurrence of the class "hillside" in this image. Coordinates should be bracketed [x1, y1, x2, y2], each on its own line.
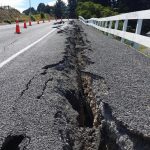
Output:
[0, 6, 21, 23]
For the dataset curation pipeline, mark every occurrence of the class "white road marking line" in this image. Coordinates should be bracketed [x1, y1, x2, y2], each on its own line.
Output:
[0, 28, 56, 69]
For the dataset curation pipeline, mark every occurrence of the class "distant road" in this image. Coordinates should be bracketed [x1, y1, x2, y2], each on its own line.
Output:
[0, 21, 57, 65]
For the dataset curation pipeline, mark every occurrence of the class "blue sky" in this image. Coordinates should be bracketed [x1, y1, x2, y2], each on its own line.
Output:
[0, 0, 68, 12]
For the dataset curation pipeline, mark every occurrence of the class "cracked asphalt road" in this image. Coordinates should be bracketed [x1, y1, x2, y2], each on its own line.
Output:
[78, 21, 150, 138]
[0, 21, 78, 149]
[1, 20, 150, 150]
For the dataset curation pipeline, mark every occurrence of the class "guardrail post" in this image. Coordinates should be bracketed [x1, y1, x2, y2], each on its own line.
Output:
[95, 21, 97, 25]
[105, 21, 108, 28]
[121, 19, 128, 42]
[104, 21, 108, 34]
[102, 21, 104, 27]
[134, 19, 143, 49]
[115, 20, 119, 30]
[109, 21, 112, 28]
[108, 21, 112, 36]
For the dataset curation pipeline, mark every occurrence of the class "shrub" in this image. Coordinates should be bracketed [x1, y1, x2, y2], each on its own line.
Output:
[76, 2, 117, 19]
[40, 13, 45, 19]
[30, 15, 36, 21]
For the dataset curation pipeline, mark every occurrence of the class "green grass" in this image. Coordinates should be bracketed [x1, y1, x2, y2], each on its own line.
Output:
[138, 45, 150, 57]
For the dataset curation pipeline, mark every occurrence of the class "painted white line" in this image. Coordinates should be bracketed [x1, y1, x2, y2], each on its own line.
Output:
[0, 28, 56, 69]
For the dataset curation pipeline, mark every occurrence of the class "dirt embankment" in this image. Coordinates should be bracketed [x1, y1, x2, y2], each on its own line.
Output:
[0, 8, 20, 23]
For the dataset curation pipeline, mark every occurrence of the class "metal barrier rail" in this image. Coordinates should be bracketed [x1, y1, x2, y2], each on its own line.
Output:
[79, 9, 150, 48]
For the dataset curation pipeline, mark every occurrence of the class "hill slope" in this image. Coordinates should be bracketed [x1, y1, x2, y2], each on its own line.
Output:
[0, 7, 21, 23]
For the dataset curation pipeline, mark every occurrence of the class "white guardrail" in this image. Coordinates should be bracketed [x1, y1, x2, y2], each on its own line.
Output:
[79, 9, 150, 48]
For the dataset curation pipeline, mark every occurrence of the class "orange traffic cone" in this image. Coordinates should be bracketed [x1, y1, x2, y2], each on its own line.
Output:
[16, 18, 21, 34]
[24, 20, 27, 28]
[29, 19, 32, 26]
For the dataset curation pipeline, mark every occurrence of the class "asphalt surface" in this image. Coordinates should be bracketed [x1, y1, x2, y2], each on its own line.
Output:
[0, 21, 57, 63]
[0, 20, 79, 149]
[78, 21, 150, 138]
[0, 19, 149, 150]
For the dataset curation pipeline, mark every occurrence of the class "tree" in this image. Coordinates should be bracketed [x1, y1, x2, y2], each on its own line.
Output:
[54, 0, 67, 18]
[97, 0, 111, 6]
[44, 5, 50, 14]
[117, 0, 150, 13]
[37, 3, 46, 13]
[23, 7, 37, 15]
[68, 0, 77, 18]
[76, 1, 117, 19]
[40, 13, 45, 19]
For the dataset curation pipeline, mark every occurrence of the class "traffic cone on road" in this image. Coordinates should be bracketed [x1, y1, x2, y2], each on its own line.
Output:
[29, 19, 32, 26]
[24, 20, 27, 28]
[15, 18, 21, 34]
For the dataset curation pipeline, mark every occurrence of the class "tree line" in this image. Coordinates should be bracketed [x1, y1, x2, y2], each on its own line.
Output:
[23, 1, 69, 19]
[23, 0, 150, 19]
[77, 0, 150, 12]
[77, 0, 150, 18]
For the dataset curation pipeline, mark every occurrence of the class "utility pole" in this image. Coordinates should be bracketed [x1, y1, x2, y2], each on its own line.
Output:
[29, 0, 32, 26]
[29, 0, 31, 17]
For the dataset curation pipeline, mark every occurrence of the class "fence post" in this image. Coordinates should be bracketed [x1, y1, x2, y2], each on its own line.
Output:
[102, 21, 104, 27]
[105, 21, 108, 28]
[108, 21, 112, 36]
[115, 20, 119, 30]
[134, 19, 143, 49]
[121, 19, 128, 42]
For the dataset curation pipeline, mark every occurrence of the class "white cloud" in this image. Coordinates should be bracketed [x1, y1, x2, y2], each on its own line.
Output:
[62, 0, 68, 4]
[0, 0, 26, 12]
[48, 1, 56, 6]
[48, 0, 68, 6]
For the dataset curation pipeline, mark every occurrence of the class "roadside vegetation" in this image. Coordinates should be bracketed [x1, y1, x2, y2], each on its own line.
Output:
[76, 2, 117, 19]
[0, 7, 20, 24]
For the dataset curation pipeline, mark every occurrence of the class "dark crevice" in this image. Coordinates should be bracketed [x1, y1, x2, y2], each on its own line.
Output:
[99, 125, 121, 150]
[58, 130, 74, 150]
[42, 60, 65, 71]
[53, 21, 101, 150]
[57, 89, 94, 127]
[19, 76, 35, 97]
[1, 135, 30, 150]
[37, 78, 53, 99]
[99, 102, 150, 150]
